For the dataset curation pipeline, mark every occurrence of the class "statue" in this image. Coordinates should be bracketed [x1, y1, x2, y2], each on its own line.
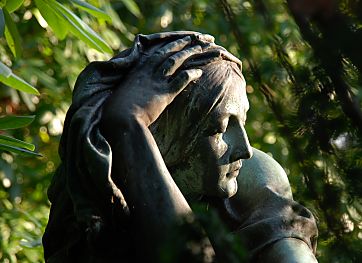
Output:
[43, 32, 318, 262]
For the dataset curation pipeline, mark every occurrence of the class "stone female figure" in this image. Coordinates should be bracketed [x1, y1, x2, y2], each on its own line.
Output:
[43, 32, 318, 262]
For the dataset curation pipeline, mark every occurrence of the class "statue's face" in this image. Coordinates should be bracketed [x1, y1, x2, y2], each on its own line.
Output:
[172, 79, 253, 198]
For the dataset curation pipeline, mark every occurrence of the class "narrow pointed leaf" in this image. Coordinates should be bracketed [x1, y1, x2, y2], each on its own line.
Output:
[3, 8, 22, 58]
[0, 62, 39, 95]
[0, 61, 11, 77]
[0, 115, 35, 130]
[34, 0, 68, 39]
[36, 0, 112, 53]
[70, 0, 111, 21]
[0, 143, 41, 156]
[51, 0, 112, 53]
[103, 2, 132, 39]
[0, 134, 35, 151]
[5, 0, 23, 13]
[0, 8, 4, 37]
[120, 0, 142, 18]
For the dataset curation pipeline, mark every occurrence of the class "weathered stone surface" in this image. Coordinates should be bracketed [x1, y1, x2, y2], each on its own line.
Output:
[43, 32, 318, 262]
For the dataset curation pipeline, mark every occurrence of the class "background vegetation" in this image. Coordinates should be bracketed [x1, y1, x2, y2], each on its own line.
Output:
[0, 0, 361, 262]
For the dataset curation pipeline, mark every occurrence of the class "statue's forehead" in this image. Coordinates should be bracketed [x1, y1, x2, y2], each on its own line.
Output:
[208, 91, 249, 123]
[218, 81, 249, 114]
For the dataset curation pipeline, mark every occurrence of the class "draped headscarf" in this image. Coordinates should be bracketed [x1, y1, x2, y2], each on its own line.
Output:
[43, 31, 244, 261]
[43, 31, 318, 262]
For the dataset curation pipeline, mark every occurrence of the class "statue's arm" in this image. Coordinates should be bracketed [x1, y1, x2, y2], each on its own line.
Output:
[103, 115, 191, 234]
[100, 36, 206, 240]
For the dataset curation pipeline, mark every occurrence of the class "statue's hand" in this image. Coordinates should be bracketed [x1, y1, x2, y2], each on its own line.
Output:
[99, 36, 204, 236]
[104, 35, 204, 127]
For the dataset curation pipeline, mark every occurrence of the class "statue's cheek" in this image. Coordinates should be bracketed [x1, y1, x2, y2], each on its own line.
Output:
[207, 134, 228, 160]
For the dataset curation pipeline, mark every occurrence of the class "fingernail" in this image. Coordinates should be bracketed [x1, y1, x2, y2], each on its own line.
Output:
[196, 69, 203, 76]
[193, 45, 202, 51]
[198, 34, 215, 43]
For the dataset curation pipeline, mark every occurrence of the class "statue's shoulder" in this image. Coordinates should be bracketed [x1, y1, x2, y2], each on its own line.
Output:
[236, 147, 293, 200]
[223, 147, 294, 225]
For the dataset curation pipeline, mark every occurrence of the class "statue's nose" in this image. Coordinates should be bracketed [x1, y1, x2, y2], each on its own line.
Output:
[230, 126, 253, 162]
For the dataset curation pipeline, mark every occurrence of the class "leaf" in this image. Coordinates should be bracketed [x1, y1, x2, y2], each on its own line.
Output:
[20, 237, 42, 248]
[0, 134, 35, 151]
[0, 0, 6, 9]
[103, 2, 132, 39]
[0, 143, 41, 157]
[5, 0, 23, 13]
[0, 62, 39, 95]
[70, 0, 111, 22]
[36, 0, 112, 53]
[0, 115, 35, 130]
[3, 8, 22, 58]
[21, 66, 56, 87]
[34, 0, 68, 39]
[0, 59, 11, 77]
[52, 0, 112, 53]
[19, 90, 36, 111]
[120, 0, 142, 18]
[0, 8, 4, 37]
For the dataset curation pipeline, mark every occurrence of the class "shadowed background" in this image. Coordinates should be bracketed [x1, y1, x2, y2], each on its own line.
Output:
[0, 0, 361, 262]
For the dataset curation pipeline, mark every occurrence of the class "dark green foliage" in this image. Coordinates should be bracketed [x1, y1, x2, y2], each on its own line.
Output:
[0, 0, 361, 262]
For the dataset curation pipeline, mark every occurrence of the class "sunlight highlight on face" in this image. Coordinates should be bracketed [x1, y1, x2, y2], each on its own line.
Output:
[172, 74, 252, 198]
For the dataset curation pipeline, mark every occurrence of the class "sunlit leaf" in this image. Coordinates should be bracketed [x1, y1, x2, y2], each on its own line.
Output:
[0, 0, 6, 9]
[120, 0, 142, 18]
[3, 8, 22, 58]
[52, 0, 112, 53]
[18, 209, 43, 228]
[20, 237, 42, 248]
[5, 0, 23, 13]
[36, 0, 112, 53]
[20, 66, 57, 88]
[70, 0, 111, 22]
[0, 61, 11, 77]
[0, 143, 41, 156]
[34, 0, 68, 39]
[0, 134, 35, 151]
[19, 90, 36, 111]
[0, 8, 4, 37]
[0, 115, 35, 129]
[0, 62, 39, 95]
[103, 2, 133, 40]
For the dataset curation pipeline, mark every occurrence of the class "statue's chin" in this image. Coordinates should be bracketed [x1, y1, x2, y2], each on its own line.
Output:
[217, 178, 238, 198]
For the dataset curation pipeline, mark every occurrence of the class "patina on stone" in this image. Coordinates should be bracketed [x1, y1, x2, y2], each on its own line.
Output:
[43, 31, 318, 262]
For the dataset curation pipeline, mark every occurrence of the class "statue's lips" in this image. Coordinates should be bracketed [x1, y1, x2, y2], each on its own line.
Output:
[226, 161, 242, 178]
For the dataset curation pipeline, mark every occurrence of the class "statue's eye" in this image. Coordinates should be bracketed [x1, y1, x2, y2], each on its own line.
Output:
[204, 126, 223, 136]
[213, 128, 224, 135]
[207, 125, 227, 136]
[204, 117, 228, 136]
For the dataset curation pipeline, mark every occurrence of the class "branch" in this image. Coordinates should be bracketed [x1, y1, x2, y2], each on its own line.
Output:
[286, 0, 362, 134]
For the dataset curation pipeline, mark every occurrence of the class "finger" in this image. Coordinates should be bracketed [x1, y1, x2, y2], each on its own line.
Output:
[169, 69, 203, 96]
[195, 33, 215, 44]
[159, 45, 202, 77]
[182, 49, 223, 68]
[152, 36, 192, 64]
[182, 48, 243, 70]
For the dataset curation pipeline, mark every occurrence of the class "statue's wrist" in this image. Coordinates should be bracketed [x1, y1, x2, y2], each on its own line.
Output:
[101, 109, 148, 143]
